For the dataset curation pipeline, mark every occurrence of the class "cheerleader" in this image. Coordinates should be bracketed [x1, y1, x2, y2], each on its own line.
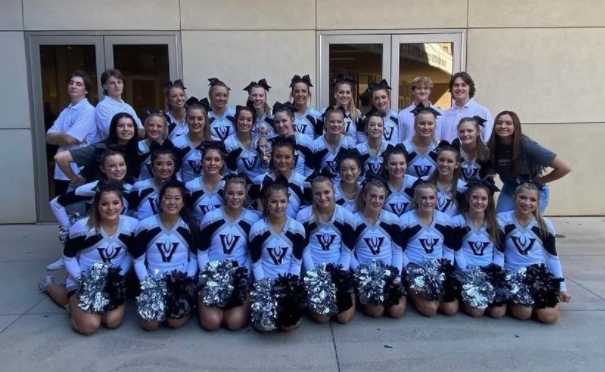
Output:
[351, 178, 406, 318]
[171, 100, 212, 183]
[290, 74, 323, 139]
[367, 79, 399, 143]
[381, 145, 418, 217]
[272, 101, 315, 176]
[224, 105, 269, 183]
[312, 107, 356, 175]
[198, 176, 260, 331]
[355, 110, 393, 174]
[132, 181, 199, 331]
[250, 136, 309, 218]
[249, 181, 306, 332]
[452, 179, 506, 318]
[244, 79, 274, 136]
[403, 108, 440, 178]
[443, 72, 493, 143]
[186, 142, 225, 223]
[129, 149, 177, 220]
[138, 112, 170, 181]
[297, 176, 355, 324]
[499, 183, 571, 324]
[400, 182, 458, 317]
[427, 144, 467, 216]
[207, 78, 237, 141]
[452, 117, 491, 182]
[398, 76, 445, 142]
[55, 113, 140, 186]
[40, 182, 137, 335]
[333, 148, 362, 212]
[163, 80, 188, 140]
[324, 74, 362, 142]
[487, 111, 571, 213]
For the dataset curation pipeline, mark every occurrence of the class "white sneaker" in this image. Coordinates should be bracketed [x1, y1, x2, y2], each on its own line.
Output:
[47, 258, 64, 271]
[38, 276, 55, 292]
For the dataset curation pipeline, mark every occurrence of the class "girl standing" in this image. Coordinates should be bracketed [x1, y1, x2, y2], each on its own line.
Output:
[452, 117, 491, 182]
[207, 78, 237, 141]
[402, 109, 440, 179]
[163, 80, 188, 140]
[272, 101, 315, 176]
[185, 142, 226, 223]
[290, 74, 323, 139]
[381, 145, 418, 218]
[312, 107, 356, 175]
[324, 74, 362, 142]
[171, 101, 212, 183]
[427, 144, 467, 217]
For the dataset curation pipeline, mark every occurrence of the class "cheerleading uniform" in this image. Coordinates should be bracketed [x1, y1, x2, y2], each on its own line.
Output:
[434, 179, 468, 217]
[128, 179, 164, 220]
[451, 139, 487, 182]
[293, 107, 323, 139]
[249, 217, 305, 280]
[312, 135, 356, 175]
[252, 114, 275, 138]
[137, 140, 154, 181]
[291, 132, 315, 176]
[164, 111, 188, 141]
[398, 103, 445, 142]
[185, 178, 225, 223]
[224, 133, 268, 183]
[250, 172, 309, 219]
[383, 177, 418, 218]
[320, 107, 362, 143]
[355, 140, 392, 175]
[171, 134, 203, 183]
[208, 108, 236, 142]
[297, 205, 355, 269]
[498, 211, 566, 292]
[131, 215, 198, 280]
[399, 210, 456, 267]
[50, 181, 132, 227]
[334, 183, 360, 213]
[402, 139, 439, 178]
[198, 208, 260, 271]
[452, 214, 504, 269]
[350, 210, 403, 273]
[381, 110, 400, 144]
[63, 216, 137, 293]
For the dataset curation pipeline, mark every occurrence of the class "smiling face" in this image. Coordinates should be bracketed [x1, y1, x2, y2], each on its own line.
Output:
[187, 108, 206, 134]
[313, 180, 334, 210]
[97, 191, 123, 223]
[415, 186, 437, 213]
[372, 89, 390, 111]
[116, 117, 135, 142]
[211, 86, 229, 109]
[272, 146, 294, 174]
[266, 189, 288, 218]
[101, 154, 126, 182]
[67, 76, 88, 101]
[437, 150, 460, 177]
[362, 184, 386, 213]
[236, 110, 254, 133]
[325, 111, 345, 135]
[274, 111, 294, 136]
[160, 187, 184, 216]
[386, 153, 407, 180]
[145, 116, 166, 141]
[366, 116, 384, 140]
[168, 87, 186, 110]
[468, 187, 489, 214]
[458, 121, 479, 146]
[339, 158, 361, 185]
[334, 83, 352, 107]
[495, 113, 515, 139]
[225, 182, 246, 210]
[250, 87, 267, 109]
[451, 77, 470, 102]
[414, 113, 436, 139]
[103, 76, 123, 98]
[152, 154, 176, 180]
[413, 83, 431, 103]
[514, 188, 539, 216]
[293, 82, 309, 106]
[202, 148, 224, 176]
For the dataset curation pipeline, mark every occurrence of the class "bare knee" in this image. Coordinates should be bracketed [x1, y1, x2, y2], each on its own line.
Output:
[362, 304, 384, 318]
[462, 302, 485, 318]
[72, 316, 101, 335]
[140, 319, 160, 331]
[414, 297, 438, 317]
[487, 305, 507, 319]
[536, 308, 559, 324]
[167, 316, 189, 329]
[439, 300, 459, 316]
[280, 320, 301, 332]
[387, 298, 406, 318]
[335, 307, 355, 324]
[309, 311, 331, 324]
[510, 305, 532, 320]
[224, 314, 248, 331]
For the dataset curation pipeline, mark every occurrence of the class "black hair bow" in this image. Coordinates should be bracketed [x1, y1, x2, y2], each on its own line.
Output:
[331, 73, 356, 86]
[96, 179, 126, 193]
[412, 103, 441, 117]
[272, 101, 297, 116]
[305, 167, 337, 182]
[143, 108, 162, 119]
[334, 147, 362, 167]
[322, 105, 348, 120]
[269, 134, 297, 147]
[163, 79, 186, 89]
[514, 176, 545, 191]
[472, 115, 487, 127]
[290, 74, 313, 88]
[383, 142, 409, 159]
[262, 174, 290, 189]
[366, 79, 392, 94]
[207, 77, 230, 90]
[197, 140, 227, 154]
[364, 106, 386, 119]
[185, 96, 212, 112]
[361, 171, 388, 187]
[466, 177, 500, 193]
[243, 79, 271, 93]
[149, 139, 175, 153]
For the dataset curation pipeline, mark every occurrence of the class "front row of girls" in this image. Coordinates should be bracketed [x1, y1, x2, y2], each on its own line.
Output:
[42, 167, 570, 335]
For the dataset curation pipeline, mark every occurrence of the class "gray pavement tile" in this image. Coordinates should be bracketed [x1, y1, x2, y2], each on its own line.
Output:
[0, 224, 62, 262]
[560, 279, 605, 311]
[0, 315, 19, 333]
[26, 297, 68, 315]
[561, 256, 605, 299]
[332, 310, 605, 372]
[551, 218, 605, 256]
[0, 313, 339, 372]
[0, 260, 48, 315]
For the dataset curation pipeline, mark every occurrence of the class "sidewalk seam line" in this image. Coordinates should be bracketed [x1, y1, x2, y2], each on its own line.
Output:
[330, 322, 342, 372]
[0, 297, 46, 335]
[565, 276, 605, 302]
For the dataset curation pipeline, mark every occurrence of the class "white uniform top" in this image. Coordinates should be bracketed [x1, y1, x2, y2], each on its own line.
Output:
[402, 139, 439, 179]
[208, 108, 237, 142]
[452, 214, 504, 269]
[383, 176, 418, 217]
[355, 140, 392, 175]
[46, 99, 97, 180]
[311, 135, 356, 175]
[350, 210, 403, 273]
[164, 111, 188, 141]
[435, 179, 468, 217]
[398, 103, 445, 142]
[399, 210, 456, 268]
[294, 108, 323, 139]
[129, 179, 162, 220]
[442, 99, 493, 143]
[95, 95, 142, 141]
[185, 178, 225, 223]
[334, 183, 360, 213]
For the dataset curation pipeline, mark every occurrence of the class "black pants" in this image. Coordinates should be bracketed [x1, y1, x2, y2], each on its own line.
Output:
[54, 179, 71, 197]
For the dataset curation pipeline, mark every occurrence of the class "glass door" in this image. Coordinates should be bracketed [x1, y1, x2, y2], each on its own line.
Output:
[28, 35, 104, 221]
[319, 35, 391, 110]
[391, 33, 463, 111]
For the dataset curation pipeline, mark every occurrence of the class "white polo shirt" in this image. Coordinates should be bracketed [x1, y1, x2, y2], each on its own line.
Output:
[46, 98, 96, 180]
[442, 98, 493, 143]
[397, 102, 445, 142]
[95, 95, 142, 141]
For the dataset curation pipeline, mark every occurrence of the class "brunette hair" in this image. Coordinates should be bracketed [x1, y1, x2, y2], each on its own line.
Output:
[457, 117, 488, 161]
[460, 184, 500, 245]
[86, 181, 124, 232]
[356, 178, 387, 212]
[448, 72, 476, 98]
[159, 181, 200, 250]
[67, 70, 93, 96]
[487, 110, 525, 177]
[428, 146, 463, 202]
[101, 69, 124, 95]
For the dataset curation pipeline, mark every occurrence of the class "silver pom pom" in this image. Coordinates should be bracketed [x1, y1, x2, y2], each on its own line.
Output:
[137, 276, 168, 322]
[250, 278, 278, 331]
[304, 264, 338, 316]
[198, 260, 236, 308]
[77, 263, 111, 313]
[58, 212, 82, 244]
[457, 266, 494, 310]
[510, 267, 534, 307]
[354, 260, 395, 305]
[407, 259, 443, 301]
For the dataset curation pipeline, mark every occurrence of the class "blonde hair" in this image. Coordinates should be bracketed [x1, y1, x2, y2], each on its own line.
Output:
[249, 86, 271, 116]
[513, 183, 548, 236]
[310, 176, 335, 227]
[412, 182, 438, 210]
[460, 184, 500, 245]
[411, 76, 434, 91]
[334, 81, 359, 122]
[186, 104, 212, 140]
[413, 110, 438, 144]
[356, 179, 387, 212]
[144, 112, 168, 141]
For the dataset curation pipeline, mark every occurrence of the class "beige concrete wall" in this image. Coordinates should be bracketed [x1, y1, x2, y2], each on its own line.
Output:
[182, 30, 316, 110]
[0, 0, 23, 30]
[22, 0, 180, 30]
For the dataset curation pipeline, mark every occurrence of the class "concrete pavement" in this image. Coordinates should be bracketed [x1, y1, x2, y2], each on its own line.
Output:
[0, 218, 604, 372]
